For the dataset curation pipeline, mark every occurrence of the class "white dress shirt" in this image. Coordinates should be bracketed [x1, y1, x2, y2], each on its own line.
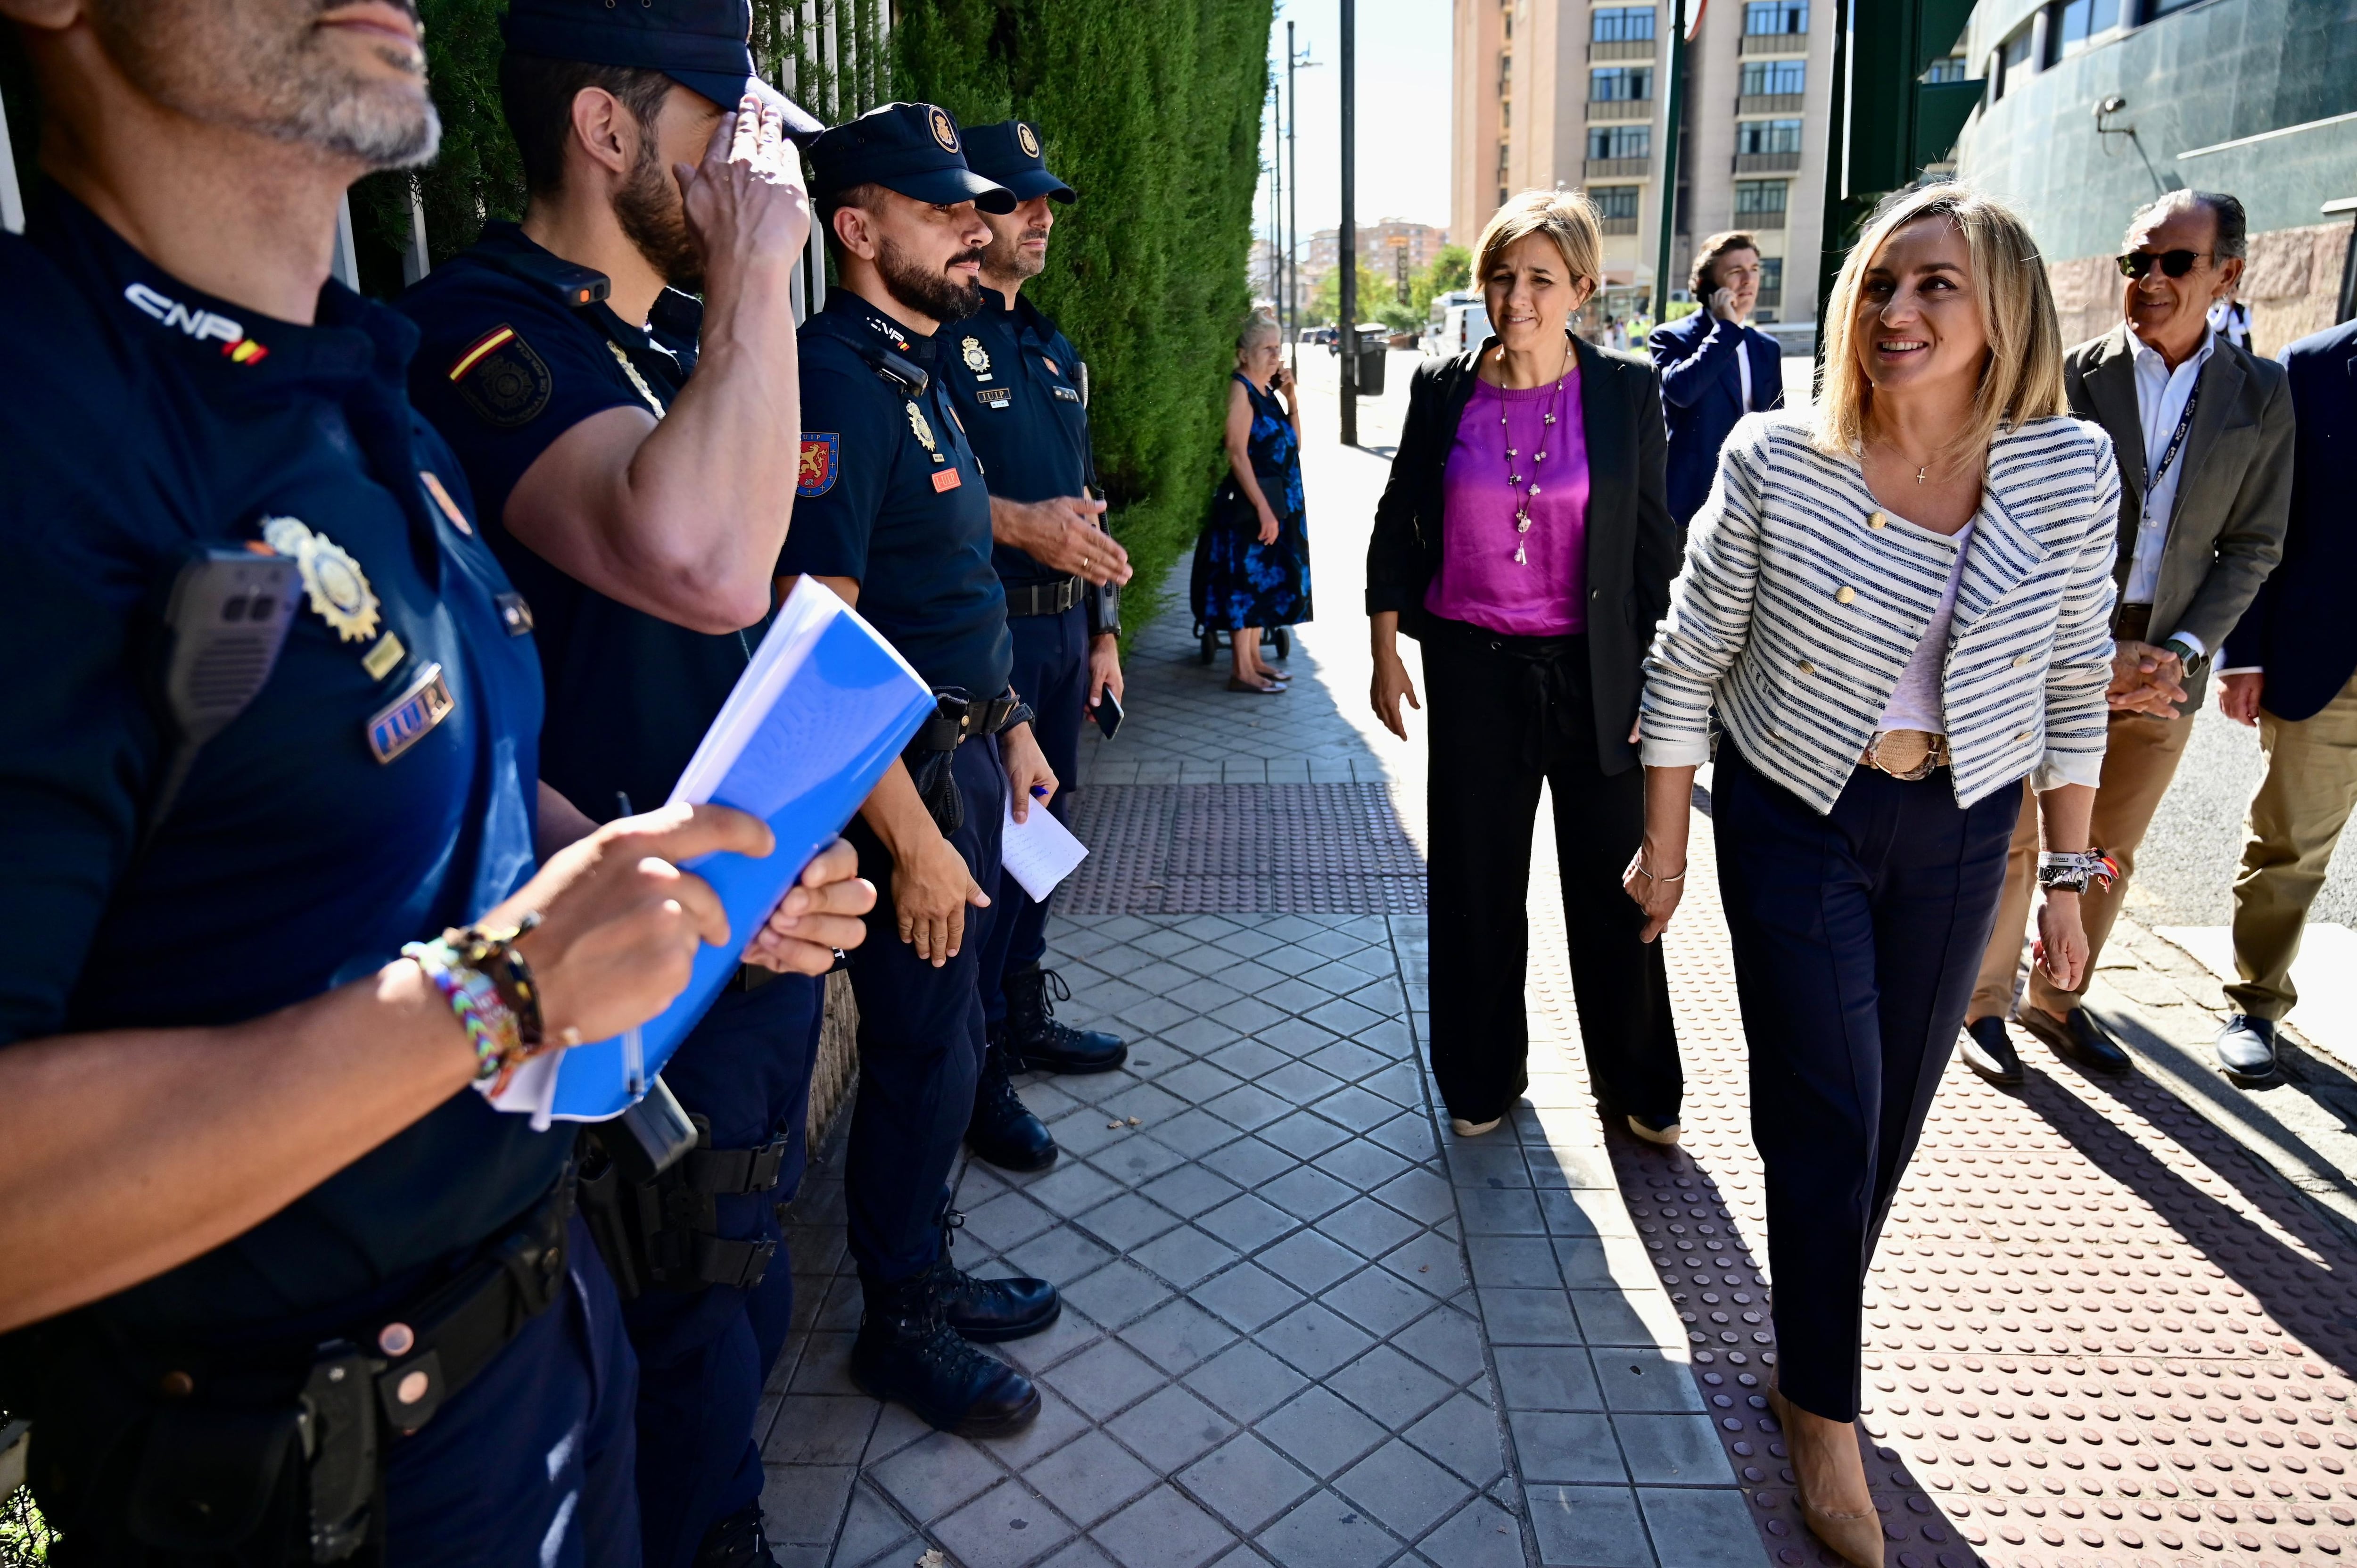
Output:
[2123, 329, 2216, 654]
[1735, 326, 1754, 412]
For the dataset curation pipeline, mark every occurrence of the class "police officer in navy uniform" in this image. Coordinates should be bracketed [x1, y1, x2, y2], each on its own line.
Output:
[778, 102, 1066, 1436]
[392, 6, 852, 1565]
[944, 121, 1133, 1174]
[0, 1, 864, 1563]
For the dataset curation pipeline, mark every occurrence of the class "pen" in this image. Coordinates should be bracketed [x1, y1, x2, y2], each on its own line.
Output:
[1030, 784, 1050, 798]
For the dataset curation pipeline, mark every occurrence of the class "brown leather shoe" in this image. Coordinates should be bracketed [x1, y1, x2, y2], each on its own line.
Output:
[1766, 1384, 1885, 1568]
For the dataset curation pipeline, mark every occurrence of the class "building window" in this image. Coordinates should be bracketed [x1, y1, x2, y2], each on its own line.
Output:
[1588, 124, 1653, 160]
[1590, 66, 1656, 101]
[1925, 55, 1968, 83]
[1739, 59, 1806, 96]
[1757, 257, 1785, 297]
[1743, 1, 1808, 35]
[1590, 185, 1641, 221]
[2147, 0, 2202, 12]
[2046, 0, 2120, 62]
[1592, 6, 1656, 42]
[1736, 118, 1804, 155]
[1734, 180, 1788, 217]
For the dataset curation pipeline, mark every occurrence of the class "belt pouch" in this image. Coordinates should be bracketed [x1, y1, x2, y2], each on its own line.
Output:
[576, 1137, 645, 1303]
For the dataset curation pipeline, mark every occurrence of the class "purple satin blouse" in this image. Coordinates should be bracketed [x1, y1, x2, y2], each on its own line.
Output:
[1424, 373, 1590, 636]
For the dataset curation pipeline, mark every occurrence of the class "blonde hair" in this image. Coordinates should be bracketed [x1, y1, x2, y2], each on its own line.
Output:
[1474, 189, 1604, 297]
[1235, 309, 1281, 368]
[1813, 183, 2065, 478]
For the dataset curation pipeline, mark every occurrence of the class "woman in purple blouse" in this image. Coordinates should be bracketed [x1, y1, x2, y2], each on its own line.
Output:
[1365, 190, 1683, 1141]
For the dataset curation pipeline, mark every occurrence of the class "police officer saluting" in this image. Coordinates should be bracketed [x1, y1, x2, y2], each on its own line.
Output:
[0, 0, 860, 1562]
[946, 120, 1133, 1173]
[779, 102, 1063, 1435]
[392, 5, 861, 1565]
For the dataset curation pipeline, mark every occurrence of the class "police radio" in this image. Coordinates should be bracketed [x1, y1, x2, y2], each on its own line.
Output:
[146, 546, 302, 842]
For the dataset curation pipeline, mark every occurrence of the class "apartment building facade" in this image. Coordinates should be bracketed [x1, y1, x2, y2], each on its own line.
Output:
[1449, 0, 1837, 334]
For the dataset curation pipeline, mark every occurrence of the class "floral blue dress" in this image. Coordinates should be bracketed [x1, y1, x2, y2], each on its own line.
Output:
[1194, 372, 1313, 631]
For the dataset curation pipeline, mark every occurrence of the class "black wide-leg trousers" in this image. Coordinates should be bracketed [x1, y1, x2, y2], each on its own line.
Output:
[1422, 622, 1680, 1127]
[1712, 744, 2018, 1421]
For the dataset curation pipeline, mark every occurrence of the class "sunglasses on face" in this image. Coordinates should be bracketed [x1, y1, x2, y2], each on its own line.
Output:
[2116, 249, 2213, 280]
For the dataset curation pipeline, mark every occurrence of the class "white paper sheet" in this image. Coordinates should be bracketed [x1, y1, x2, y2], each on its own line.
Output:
[1001, 794, 1089, 901]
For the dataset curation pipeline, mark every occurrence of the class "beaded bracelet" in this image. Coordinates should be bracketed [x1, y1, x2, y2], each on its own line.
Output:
[443, 915, 545, 1047]
[404, 938, 527, 1089]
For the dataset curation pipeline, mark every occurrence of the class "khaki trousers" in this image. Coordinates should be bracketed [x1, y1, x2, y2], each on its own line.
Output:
[1968, 712, 2194, 1018]
[2227, 669, 2357, 1019]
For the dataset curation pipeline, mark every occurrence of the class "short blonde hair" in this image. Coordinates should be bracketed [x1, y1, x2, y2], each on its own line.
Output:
[1814, 183, 2065, 477]
[1474, 189, 1604, 296]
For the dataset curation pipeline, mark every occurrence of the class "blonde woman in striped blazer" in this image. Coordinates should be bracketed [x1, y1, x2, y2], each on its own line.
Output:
[1626, 186, 2118, 1568]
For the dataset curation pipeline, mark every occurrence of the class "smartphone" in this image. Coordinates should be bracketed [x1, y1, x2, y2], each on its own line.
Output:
[1094, 686, 1125, 741]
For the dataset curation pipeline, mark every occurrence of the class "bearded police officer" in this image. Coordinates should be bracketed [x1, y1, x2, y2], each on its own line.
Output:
[0, 1, 866, 1562]
[392, 6, 857, 1565]
[943, 120, 1132, 1175]
[777, 102, 1064, 1436]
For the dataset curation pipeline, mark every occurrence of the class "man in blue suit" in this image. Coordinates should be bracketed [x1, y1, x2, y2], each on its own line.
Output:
[2213, 316, 2357, 1079]
[1650, 231, 1785, 528]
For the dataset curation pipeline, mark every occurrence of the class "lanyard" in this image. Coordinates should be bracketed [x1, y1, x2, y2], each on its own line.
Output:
[2146, 372, 2202, 513]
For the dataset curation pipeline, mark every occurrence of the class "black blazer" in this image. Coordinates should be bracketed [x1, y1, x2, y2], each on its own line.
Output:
[1365, 333, 1678, 774]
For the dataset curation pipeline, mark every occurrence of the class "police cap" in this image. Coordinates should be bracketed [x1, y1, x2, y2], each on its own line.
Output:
[501, 0, 823, 142]
[961, 121, 1076, 205]
[808, 103, 1016, 215]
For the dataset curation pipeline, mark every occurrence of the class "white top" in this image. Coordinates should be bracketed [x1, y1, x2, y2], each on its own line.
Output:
[2123, 329, 2217, 613]
[1735, 329, 1754, 411]
[1875, 516, 1976, 734]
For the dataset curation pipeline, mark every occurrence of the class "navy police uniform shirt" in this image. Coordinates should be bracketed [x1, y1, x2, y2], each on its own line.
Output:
[0, 189, 562, 1336]
[397, 223, 766, 822]
[936, 286, 1095, 587]
[781, 290, 1012, 696]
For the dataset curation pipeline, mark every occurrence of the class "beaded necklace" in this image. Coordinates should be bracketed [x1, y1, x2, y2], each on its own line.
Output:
[1500, 348, 1573, 566]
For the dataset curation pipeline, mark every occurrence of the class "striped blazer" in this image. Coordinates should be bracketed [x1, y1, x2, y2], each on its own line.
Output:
[1639, 413, 2120, 812]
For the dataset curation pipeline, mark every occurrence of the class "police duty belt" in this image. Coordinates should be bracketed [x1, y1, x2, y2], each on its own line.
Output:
[903, 689, 1034, 836]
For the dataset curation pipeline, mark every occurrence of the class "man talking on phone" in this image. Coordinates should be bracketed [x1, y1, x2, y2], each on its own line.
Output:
[935, 119, 1131, 1173]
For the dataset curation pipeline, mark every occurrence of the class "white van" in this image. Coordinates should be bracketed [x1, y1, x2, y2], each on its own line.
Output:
[1425, 291, 1490, 357]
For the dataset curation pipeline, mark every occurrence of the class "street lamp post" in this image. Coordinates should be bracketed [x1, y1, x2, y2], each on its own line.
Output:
[1339, 0, 1357, 446]
[1652, 0, 1686, 322]
[1287, 19, 1300, 374]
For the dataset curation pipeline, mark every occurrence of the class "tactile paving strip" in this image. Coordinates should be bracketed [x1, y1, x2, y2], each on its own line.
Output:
[1061, 783, 1424, 914]
[1526, 818, 2357, 1568]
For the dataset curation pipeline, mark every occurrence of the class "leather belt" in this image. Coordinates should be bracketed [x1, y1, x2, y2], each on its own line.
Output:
[1860, 729, 1952, 780]
[1005, 576, 1084, 618]
[909, 691, 1025, 753]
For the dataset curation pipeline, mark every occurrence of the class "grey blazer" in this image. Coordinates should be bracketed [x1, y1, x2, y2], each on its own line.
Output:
[2066, 323, 2293, 711]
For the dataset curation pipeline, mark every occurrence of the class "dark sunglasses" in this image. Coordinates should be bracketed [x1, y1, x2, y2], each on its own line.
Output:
[2116, 249, 2213, 280]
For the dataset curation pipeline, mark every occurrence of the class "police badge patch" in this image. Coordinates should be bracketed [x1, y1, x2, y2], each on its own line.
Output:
[1017, 122, 1042, 158]
[798, 433, 840, 496]
[261, 515, 381, 644]
[961, 337, 992, 380]
[906, 402, 940, 457]
[448, 324, 553, 428]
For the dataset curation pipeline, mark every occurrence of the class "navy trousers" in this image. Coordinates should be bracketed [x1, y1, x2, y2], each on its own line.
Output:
[1712, 746, 2018, 1421]
[841, 737, 1005, 1283]
[622, 975, 824, 1568]
[978, 605, 1088, 1025]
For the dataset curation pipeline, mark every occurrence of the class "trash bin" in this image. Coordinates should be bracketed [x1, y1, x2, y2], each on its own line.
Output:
[1352, 323, 1388, 397]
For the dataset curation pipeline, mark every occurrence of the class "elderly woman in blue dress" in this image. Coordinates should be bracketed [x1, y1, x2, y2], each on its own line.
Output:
[1196, 312, 1312, 692]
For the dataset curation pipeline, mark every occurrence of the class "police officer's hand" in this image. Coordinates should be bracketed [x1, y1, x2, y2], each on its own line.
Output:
[1001, 723, 1058, 824]
[1087, 635, 1125, 716]
[676, 91, 811, 294]
[1008, 497, 1132, 586]
[743, 837, 876, 975]
[494, 802, 774, 1043]
[896, 834, 989, 967]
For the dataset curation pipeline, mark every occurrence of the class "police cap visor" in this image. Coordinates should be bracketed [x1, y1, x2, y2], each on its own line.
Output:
[809, 103, 1017, 215]
[501, 0, 823, 142]
[960, 121, 1077, 205]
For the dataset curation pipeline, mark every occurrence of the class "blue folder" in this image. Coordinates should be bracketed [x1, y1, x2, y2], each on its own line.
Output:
[539, 581, 934, 1122]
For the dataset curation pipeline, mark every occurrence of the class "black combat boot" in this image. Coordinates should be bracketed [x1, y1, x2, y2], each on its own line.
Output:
[964, 1037, 1057, 1172]
[933, 1205, 1060, 1342]
[1000, 964, 1128, 1073]
[693, 1501, 779, 1568]
[850, 1270, 1040, 1436]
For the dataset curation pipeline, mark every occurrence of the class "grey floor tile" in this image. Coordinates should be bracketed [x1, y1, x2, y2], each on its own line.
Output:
[1303, 1039, 1391, 1083]
[1189, 1260, 1305, 1332]
[1029, 1161, 1129, 1220]
[1468, 1235, 1566, 1290]
[1045, 1111, 1134, 1163]
[1318, 1265, 1434, 1339]
[1129, 1226, 1242, 1292]
[1326, 1343, 1454, 1429]
[1119, 1295, 1236, 1374]
[1609, 1414, 1731, 1485]
[1372, 1168, 1458, 1225]
[1095, 1135, 1195, 1190]
[1182, 1339, 1310, 1424]
[1526, 1484, 1654, 1568]
[825, 1479, 916, 1564]
[1253, 1489, 1411, 1568]
[933, 1478, 1077, 1568]
[1254, 1017, 1342, 1057]
[1457, 1185, 1548, 1237]
[1153, 1059, 1247, 1106]
[1594, 1351, 1705, 1413]
[1078, 1191, 1188, 1252]
[1201, 1082, 1292, 1131]
[1411, 1495, 1528, 1568]
[1205, 1039, 1289, 1079]
[1255, 1301, 1376, 1379]
[996, 1304, 1108, 1377]
[1317, 1196, 1423, 1261]
[1064, 1260, 1176, 1331]
[1445, 1144, 1534, 1191]
[759, 1461, 857, 1548]
[1256, 1110, 1353, 1161]
[1524, 1142, 1617, 1191]
[1334, 1437, 1475, 1542]
[1037, 1537, 1125, 1568]
[1508, 1411, 1627, 1485]
[1258, 1164, 1358, 1221]
[1391, 1305, 1489, 1386]
[1537, 1187, 1637, 1240]
[1402, 1391, 1508, 1487]
[1635, 1487, 1764, 1568]
[1140, 1164, 1244, 1220]
[1364, 1113, 1440, 1162]
[1148, 1107, 1247, 1159]
[1569, 1290, 1680, 1350]
[1178, 1433, 1319, 1534]
[1256, 1230, 1361, 1295]
[1479, 1287, 1583, 1346]
[1090, 1484, 1238, 1568]
[1378, 1231, 1469, 1296]
[1106, 1384, 1236, 1473]
[1254, 1385, 1388, 1479]
[1195, 1193, 1299, 1254]
[1257, 1060, 1346, 1107]
[1044, 1336, 1169, 1420]
[1493, 1346, 1604, 1412]
[1023, 1429, 1161, 1528]
[1196, 1136, 1296, 1192]
[760, 1394, 877, 1467]
[963, 1190, 1061, 1253]
[1553, 1238, 1655, 1293]
[866, 1431, 1007, 1523]
[1310, 1084, 1401, 1133]
[787, 1332, 862, 1395]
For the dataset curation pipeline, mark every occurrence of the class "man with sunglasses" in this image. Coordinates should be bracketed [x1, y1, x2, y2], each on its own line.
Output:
[1961, 189, 2291, 1085]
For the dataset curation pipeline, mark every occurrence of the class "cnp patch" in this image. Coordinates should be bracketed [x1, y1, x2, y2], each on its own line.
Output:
[798, 433, 841, 497]
[928, 106, 959, 152]
[1017, 122, 1042, 158]
[449, 324, 552, 428]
